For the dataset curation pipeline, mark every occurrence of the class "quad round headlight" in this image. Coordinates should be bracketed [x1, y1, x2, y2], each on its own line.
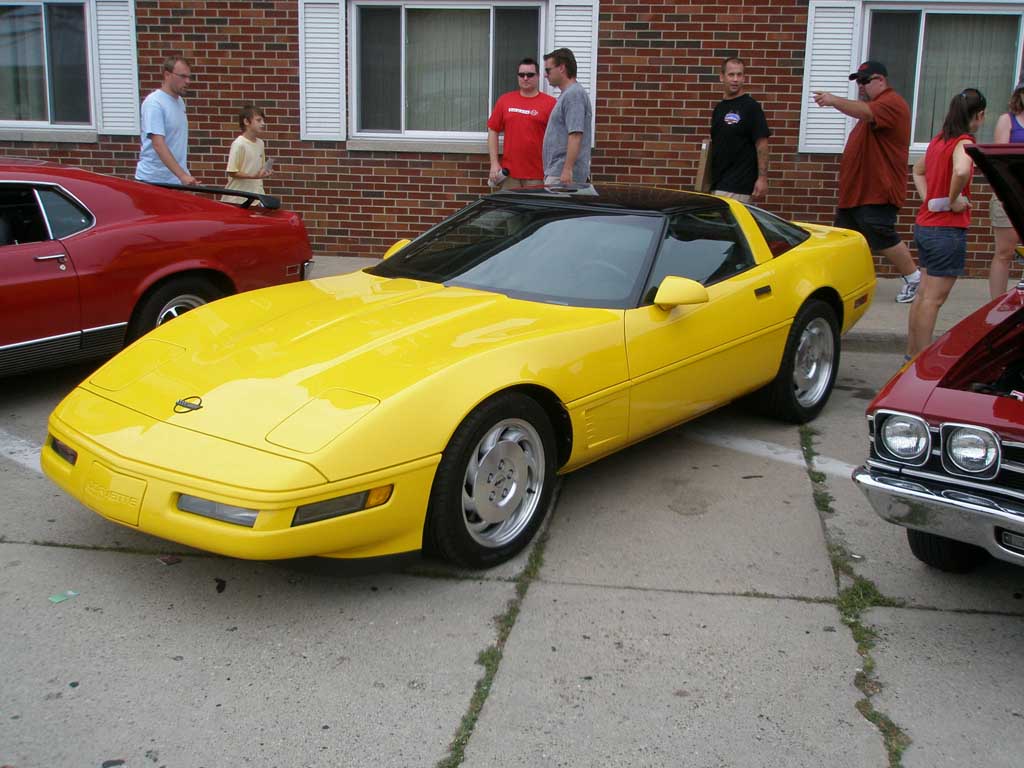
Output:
[879, 413, 930, 463]
[945, 426, 999, 474]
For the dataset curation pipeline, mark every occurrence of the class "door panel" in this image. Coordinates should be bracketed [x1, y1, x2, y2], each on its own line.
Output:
[0, 242, 79, 347]
[625, 264, 786, 441]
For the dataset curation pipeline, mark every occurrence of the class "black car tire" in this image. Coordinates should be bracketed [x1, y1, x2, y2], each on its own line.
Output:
[426, 392, 556, 568]
[760, 299, 840, 424]
[128, 276, 224, 342]
[906, 528, 987, 573]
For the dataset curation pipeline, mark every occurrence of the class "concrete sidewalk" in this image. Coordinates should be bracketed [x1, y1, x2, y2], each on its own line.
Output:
[309, 255, 1001, 353]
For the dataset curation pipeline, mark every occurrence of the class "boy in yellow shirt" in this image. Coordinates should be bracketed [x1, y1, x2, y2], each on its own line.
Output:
[222, 105, 270, 204]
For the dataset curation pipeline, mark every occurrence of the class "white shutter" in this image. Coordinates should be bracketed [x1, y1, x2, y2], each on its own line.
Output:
[93, 0, 140, 135]
[300, 0, 346, 141]
[549, 0, 598, 141]
[799, 0, 863, 153]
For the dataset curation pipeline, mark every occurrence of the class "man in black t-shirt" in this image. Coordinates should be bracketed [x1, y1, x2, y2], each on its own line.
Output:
[710, 57, 771, 203]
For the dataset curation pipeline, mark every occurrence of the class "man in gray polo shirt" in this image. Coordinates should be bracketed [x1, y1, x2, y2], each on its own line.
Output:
[542, 48, 592, 185]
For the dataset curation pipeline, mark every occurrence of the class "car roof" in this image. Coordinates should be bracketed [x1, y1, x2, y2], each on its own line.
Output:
[494, 183, 729, 214]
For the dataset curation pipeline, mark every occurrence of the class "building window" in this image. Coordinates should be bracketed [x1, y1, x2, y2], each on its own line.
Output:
[352, 2, 542, 138]
[0, 2, 90, 124]
[866, 7, 1021, 146]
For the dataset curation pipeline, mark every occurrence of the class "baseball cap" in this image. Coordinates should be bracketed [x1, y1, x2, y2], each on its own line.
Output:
[849, 61, 888, 82]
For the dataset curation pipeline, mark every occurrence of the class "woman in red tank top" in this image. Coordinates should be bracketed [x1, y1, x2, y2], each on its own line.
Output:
[906, 88, 987, 358]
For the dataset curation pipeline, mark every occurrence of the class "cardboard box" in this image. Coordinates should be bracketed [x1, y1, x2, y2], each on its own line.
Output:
[695, 140, 712, 193]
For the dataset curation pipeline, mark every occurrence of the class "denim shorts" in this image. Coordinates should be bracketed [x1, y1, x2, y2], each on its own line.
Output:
[913, 224, 966, 277]
[835, 205, 902, 251]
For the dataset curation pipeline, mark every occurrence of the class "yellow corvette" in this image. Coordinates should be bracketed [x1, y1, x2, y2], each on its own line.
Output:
[42, 185, 875, 568]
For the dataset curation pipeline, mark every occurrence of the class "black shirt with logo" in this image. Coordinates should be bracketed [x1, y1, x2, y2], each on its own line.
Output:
[710, 94, 771, 195]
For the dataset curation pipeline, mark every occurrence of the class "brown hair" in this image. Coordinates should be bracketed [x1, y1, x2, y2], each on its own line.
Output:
[1009, 84, 1024, 115]
[721, 57, 745, 73]
[162, 56, 191, 73]
[238, 104, 266, 130]
[544, 48, 577, 79]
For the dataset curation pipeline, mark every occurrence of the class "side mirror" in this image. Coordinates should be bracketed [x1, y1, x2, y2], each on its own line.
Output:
[652, 276, 709, 310]
[383, 239, 411, 260]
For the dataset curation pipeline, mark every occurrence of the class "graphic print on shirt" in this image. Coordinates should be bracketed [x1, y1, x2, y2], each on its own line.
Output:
[724, 111, 741, 125]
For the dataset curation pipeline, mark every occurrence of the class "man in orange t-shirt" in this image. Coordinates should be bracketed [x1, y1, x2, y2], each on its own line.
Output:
[487, 58, 557, 190]
[813, 61, 922, 303]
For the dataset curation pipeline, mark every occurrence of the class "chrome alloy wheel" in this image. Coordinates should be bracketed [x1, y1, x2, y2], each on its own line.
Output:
[462, 418, 545, 548]
[155, 293, 207, 326]
[793, 316, 836, 408]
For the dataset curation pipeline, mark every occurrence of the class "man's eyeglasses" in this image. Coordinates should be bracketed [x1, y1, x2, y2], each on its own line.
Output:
[857, 75, 881, 85]
[170, 71, 192, 80]
[544, 67, 554, 73]
[517, 72, 536, 78]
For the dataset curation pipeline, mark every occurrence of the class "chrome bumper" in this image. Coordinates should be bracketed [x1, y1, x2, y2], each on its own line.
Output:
[852, 464, 1024, 567]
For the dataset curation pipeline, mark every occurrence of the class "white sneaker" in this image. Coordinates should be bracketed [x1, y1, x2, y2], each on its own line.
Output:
[895, 278, 919, 304]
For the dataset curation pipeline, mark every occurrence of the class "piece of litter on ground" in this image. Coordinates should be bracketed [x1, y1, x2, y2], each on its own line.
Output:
[158, 555, 182, 566]
[48, 590, 79, 604]
[214, 578, 227, 593]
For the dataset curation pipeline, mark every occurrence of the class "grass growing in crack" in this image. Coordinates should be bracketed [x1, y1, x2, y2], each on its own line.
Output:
[436, 511, 550, 768]
[800, 425, 910, 767]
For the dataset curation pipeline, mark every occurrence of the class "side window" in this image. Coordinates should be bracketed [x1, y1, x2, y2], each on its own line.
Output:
[0, 186, 49, 246]
[746, 204, 810, 257]
[643, 208, 753, 302]
[37, 188, 93, 239]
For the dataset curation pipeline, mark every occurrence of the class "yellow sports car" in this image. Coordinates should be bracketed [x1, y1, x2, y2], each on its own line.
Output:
[42, 185, 875, 568]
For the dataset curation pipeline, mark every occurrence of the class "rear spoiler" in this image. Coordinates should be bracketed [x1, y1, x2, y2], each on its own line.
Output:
[146, 182, 281, 210]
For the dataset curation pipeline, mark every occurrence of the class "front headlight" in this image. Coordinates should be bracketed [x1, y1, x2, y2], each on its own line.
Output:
[944, 425, 999, 476]
[878, 413, 930, 464]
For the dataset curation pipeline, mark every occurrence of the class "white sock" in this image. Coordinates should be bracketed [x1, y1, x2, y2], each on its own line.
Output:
[905, 270, 921, 284]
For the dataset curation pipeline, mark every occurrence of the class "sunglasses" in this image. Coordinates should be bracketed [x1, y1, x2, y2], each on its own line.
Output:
[517, 72, 537, 78]
[857, 75, 882, 85]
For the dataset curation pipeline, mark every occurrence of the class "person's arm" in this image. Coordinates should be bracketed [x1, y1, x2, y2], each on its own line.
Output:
[912, 155, 927, 202]
[994, 113, 1012, 145]
[752, 137, 769, 200]
[811, 91, 873, 122]
[150, 134, 197, 185]
[487, 128, 504, 183]
[949, 139, 974, 213]
[561, 133, 582, 184]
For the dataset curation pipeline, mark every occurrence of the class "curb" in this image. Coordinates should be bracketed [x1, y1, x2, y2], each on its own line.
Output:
[843, 330, 906, 354]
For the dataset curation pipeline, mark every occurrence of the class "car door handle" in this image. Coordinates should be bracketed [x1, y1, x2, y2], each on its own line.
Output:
[34, 254, 66, 262]
[754, 285, 772, 297]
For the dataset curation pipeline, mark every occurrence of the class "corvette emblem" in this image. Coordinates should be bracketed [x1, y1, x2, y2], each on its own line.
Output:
[174, 396, 203, 413]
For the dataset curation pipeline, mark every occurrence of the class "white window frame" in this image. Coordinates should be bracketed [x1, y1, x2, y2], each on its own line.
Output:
[348, 0, 547, 143]
[863, 2, 1024, 153]
[800, 0, 1024, 154]
[0, 0, 138, 140]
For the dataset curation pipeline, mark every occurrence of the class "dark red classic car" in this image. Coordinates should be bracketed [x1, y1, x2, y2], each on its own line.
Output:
[1, 159, 312, 376]
[853, 144, 1024, 572]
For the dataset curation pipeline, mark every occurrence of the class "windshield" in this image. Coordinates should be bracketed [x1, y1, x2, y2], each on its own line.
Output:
[369, 199, 664, 308]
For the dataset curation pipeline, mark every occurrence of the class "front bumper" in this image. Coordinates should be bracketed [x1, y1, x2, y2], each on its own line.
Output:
[852, 464, 1024, 567]
[43, 411, 440, 561]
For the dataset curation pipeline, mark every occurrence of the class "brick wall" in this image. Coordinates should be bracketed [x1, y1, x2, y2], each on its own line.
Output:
[0, 0, 1009, 278]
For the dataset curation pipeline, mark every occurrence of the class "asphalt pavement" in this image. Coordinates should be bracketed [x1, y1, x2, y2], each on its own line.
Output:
[3, 260, 1022, 767]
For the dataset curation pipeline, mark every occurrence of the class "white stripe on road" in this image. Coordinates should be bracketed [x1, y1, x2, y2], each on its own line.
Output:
[689, 428, 856, 479]
[0, 428, 42, 474]
[0, 425, 856, 481]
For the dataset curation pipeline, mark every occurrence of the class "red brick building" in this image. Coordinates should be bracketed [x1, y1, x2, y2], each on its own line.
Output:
[2, 0, 1022, 275]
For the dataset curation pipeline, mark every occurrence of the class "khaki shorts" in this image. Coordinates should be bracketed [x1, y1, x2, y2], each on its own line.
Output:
[991, 197, 1014, 229]
[712, 189, 752, 204]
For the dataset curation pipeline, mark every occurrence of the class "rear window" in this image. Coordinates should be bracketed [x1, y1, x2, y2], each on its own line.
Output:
[746, 204, 809, 257]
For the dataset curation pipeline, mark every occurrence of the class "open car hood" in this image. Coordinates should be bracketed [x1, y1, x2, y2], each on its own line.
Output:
[966, 143, 1024, 236]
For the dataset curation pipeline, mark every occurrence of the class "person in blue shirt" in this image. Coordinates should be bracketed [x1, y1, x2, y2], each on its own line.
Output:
[135, 56, 198, 186]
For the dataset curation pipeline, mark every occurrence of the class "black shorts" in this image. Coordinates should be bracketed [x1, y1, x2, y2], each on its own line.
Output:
[834, 205, 902, 251]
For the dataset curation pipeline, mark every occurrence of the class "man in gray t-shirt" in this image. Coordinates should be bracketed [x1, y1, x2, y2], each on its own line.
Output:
[542, 48, 592, 184]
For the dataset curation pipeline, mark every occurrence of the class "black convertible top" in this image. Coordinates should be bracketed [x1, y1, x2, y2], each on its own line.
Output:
[494, 183, 728, 214]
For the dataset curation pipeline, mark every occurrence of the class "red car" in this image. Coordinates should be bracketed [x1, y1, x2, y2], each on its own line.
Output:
[853, 144, 1024, 572]
[0, 159, 312, 377]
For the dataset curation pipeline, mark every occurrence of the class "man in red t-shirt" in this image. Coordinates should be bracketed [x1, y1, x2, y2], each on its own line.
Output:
[813, 61, 922, 303]
[487, 58, 557, 189]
